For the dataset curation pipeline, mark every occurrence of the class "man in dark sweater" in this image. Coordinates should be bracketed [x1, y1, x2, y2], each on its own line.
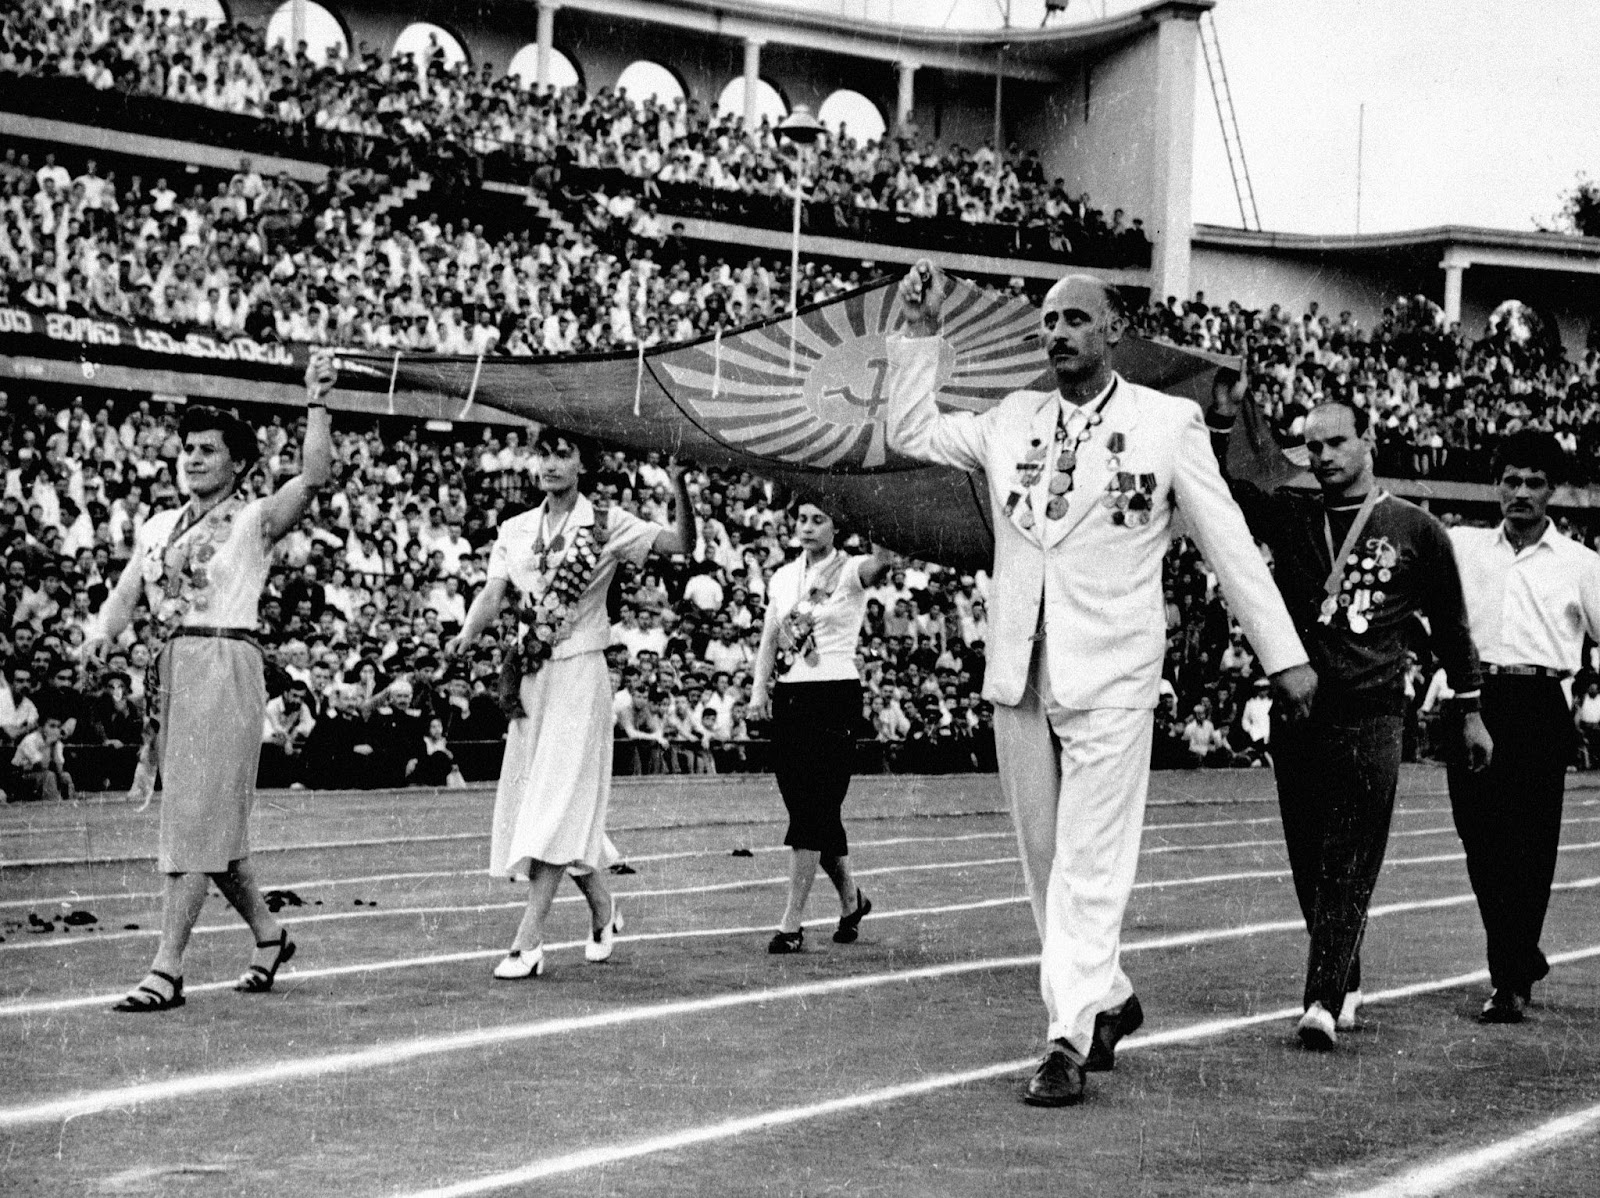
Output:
[1210, 378, 1491, 1050]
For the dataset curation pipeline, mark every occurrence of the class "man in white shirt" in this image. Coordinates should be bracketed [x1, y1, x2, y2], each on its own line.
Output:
[1448, 431, 1600, 1023]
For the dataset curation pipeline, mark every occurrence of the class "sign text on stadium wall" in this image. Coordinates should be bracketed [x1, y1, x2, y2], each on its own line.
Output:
[0, 306, 295, 367]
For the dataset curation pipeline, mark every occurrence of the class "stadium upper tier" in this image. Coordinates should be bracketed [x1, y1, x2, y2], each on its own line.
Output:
[0, 0, 1150, 269]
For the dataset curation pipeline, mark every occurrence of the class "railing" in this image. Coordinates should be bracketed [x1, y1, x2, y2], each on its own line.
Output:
[1, 73, 1151, 272]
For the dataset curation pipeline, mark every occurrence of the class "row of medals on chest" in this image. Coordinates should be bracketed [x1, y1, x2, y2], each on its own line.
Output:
[1015, 413, 1151, 529]
[1320, 546, 1397, 634]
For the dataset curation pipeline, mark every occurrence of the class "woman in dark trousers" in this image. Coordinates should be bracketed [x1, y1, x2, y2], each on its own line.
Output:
[749, 499, 891, 953]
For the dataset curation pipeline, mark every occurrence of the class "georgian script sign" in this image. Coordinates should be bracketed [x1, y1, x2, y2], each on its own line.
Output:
[0, 306, 295, 367]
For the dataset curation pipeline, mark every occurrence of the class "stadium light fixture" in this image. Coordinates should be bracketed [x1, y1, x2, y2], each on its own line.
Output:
[776, 105, 826, 147]
[777, 106, 825, 376]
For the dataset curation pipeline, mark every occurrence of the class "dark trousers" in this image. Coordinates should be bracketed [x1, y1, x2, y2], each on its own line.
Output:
[773, 679, 861, 856]
[1446, 676, 1570, 993]
[1272, 705, 1405, 1012]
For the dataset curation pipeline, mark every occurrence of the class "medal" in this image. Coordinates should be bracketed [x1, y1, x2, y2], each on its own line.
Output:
[1057, 449, 1077, 471]
[1348, 612, 1369, 634]
[1048, 475, 1071, 494]
[1045, 497, 1069, 520]
[1320, 597, 1338, 619]
[1019, 510, 1035, 529]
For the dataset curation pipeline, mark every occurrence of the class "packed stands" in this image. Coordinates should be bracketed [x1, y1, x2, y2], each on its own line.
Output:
[1133, 291, 1600, 484]
[2, 4, 1598, 798]
[0, 0, 1149, 268]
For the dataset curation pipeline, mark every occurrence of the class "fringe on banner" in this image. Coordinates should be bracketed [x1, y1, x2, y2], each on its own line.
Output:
[711, 325, 723, 399]
[633, 340, 645, 416]
[459, 352, 484, 420]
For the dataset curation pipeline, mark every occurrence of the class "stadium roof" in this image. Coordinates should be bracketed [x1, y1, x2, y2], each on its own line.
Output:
[550, 0, 1213, 81]
[1193, 223, 1600, 275]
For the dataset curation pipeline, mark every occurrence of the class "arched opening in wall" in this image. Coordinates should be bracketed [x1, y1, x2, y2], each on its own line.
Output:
[614, 61, 685, 107]
[817, 89, 886, 149]
[145, 0, 228, 25]
[716, 77, 787, 127]
[393, 22, 468, 71]
[264, 1, 348, 64]
[506, 44, 581, 93]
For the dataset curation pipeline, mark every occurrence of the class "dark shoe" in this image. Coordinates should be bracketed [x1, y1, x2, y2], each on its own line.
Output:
[832, 889, 872, 944]
[1085, 994, 1144, 1072]
[235, 931, 296, 993]
[1479, 988, 1527, 1024]
[1023, 1041, 1086, 1107]
[768, 929, 804, 954]
[113, 970, 185, 1013]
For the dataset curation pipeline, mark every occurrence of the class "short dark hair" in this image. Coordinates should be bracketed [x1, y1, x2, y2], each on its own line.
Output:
[530, 426, 600, 468]
[1491, 430, 1566, 486]
[179, 405, 258, 469]
[1307, 399, 1370, 438]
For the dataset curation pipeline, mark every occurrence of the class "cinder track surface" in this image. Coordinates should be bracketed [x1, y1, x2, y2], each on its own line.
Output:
[3, 769, 1598, 1197]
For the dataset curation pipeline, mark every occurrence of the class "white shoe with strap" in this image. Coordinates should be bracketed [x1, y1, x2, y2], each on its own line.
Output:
[586, 904, 624, 963]
[493, 946, 545, 979]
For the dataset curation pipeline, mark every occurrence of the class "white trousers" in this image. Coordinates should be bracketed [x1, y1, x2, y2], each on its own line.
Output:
[992, 638, 1153, 1054]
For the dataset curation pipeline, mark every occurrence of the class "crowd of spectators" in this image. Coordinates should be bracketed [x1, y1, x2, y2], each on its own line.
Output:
[3, 346, 1600, 797]
[0, 0, 1148, 265]
[2, 5, 1599, 796]
[0, 145, 865, 355]
[1135, 290, 1600, 484]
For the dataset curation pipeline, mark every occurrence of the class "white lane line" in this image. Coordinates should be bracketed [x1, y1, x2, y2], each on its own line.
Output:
[0, 832, 1021, 911]
[0, 856, 1023, 955]
[5, 848, 1597, 1123]
[9, 835, 1600, 965]
[387, 946, 1600, 1198]
[1336, 1099, 1600, 1198]
[14, 809, 1599, 920]
[1, 797, 1522, 871]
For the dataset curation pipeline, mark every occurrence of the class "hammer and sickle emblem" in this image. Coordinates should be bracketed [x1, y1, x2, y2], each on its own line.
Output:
[822, 357, 890, 417]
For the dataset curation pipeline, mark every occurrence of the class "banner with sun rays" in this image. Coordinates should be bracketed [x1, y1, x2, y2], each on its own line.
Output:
[343, 277, 1233, 570]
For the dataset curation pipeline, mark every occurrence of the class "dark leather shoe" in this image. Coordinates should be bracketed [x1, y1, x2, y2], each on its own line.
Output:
[1023, 1041, 1086, 1107]
[1085, 994, 1144, 1072]
[1479, 988, 1527, 1024]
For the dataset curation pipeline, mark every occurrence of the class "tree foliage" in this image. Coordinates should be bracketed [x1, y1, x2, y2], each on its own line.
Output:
[1542, 174, 1600, 238]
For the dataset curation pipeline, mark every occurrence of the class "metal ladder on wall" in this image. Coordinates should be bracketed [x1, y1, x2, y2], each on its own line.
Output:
[1198, 11, 1261, 231]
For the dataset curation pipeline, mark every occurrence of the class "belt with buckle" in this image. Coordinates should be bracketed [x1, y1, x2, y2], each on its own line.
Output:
[1485, 663, 1567, 680]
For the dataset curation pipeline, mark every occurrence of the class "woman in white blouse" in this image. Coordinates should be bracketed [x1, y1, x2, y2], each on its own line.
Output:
[750, 499, 892, 953]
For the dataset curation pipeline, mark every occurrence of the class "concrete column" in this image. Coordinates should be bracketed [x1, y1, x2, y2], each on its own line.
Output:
[743, 38, 763, 128]
[535, 1, 557, 92]
[1442, 261, 1465, 326]
[896, 60, 917, 130]
[1147, 12, 1199, 301]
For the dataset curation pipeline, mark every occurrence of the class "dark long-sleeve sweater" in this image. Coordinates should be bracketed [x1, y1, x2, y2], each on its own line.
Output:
[1213, 446, 1482, 711]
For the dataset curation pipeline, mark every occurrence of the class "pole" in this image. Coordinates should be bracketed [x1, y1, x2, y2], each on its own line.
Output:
[1356, 103, 1364, 234]
[789, 169, 802, 377]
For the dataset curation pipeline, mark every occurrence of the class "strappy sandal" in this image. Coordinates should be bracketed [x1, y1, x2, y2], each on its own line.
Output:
[235, 931, 296, 993]
[113, 970, 185, 1013]
[767, 929, 804, 954]
[832, 889, 872, 944]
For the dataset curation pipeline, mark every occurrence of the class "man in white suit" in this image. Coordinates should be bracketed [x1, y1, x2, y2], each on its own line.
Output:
[887, 263, 1317, 1106]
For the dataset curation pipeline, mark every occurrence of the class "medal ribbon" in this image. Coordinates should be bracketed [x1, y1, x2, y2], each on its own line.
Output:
[1318, 490, 1387, 621]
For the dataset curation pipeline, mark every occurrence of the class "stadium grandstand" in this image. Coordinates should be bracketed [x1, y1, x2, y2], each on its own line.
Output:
[1, 0, 1599, 796]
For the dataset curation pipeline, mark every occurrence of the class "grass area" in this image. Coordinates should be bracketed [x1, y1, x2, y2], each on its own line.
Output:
[2, 771, 1598, 1197]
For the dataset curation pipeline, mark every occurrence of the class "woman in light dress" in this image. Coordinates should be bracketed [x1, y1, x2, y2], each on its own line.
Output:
[447, 430, 693, 978]
[750, 498, 892, 953]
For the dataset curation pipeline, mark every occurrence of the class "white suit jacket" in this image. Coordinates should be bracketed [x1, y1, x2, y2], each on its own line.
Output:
[885, 334, 1307, 711]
